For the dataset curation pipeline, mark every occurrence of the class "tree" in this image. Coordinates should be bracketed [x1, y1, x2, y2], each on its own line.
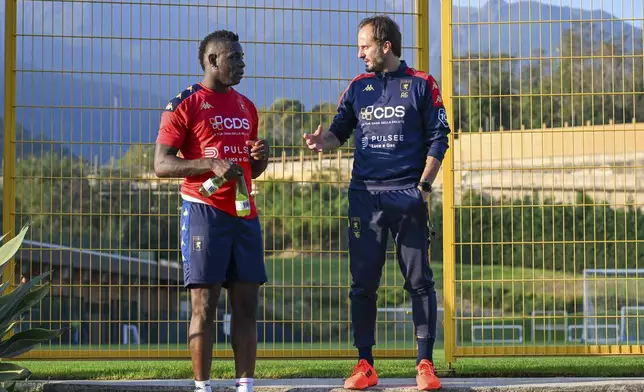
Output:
[258, 98, 307, 156]
[549, 28, 644, 127]
[307, 102, 337, 133]
[12, 152, 179, 261]
[453, 28, 644, 132]
[452, 52, 523, 132]
[15, 153, 96, 248]
[117, 144, 155, 175]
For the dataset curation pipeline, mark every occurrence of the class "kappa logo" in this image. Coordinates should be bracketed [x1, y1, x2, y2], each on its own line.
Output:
[201, 101, 213, 110]
[430, 77, 444, 108]
[363, 84, 375, 92]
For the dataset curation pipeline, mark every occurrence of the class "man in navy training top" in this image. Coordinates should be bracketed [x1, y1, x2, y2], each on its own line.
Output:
[303, 15, 450, 391]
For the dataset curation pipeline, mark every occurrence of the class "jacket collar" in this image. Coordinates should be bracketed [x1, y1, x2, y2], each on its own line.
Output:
[376, 60, 409, 78]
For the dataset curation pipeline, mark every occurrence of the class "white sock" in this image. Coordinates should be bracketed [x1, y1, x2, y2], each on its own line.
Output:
[236, 377, 253, 392]
[195, 380, 212, 392]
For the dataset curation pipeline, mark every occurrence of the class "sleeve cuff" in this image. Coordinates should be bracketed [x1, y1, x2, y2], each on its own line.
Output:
[155, 136, 183, 150]
[426, 148, 446, 162]
[328, 126, 348, 145]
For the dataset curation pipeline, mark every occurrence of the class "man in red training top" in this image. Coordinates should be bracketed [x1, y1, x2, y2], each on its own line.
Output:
[154, 30, 269, 392]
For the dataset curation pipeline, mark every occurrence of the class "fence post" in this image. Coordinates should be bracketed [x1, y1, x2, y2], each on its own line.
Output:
[2, 0, 17, 293]
[440, 0, 457, 371]
[415, 0, 429, 72]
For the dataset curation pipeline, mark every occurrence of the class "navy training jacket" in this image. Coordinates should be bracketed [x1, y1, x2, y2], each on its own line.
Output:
[328, 60, 451, 191]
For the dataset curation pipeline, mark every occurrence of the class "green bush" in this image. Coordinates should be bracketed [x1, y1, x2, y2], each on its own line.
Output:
[256, 171, 349, 252]
[455, 190, 644, 273]
[0, 225, 66, 392]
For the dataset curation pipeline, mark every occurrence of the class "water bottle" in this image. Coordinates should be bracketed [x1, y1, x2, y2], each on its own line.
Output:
[199, 176, 226, 197]
[235, 171, 251, 217]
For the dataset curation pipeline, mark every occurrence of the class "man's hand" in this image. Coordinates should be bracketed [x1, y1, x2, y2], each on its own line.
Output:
[210, 159, 241, 181]
[247, 139, 270, 179]
[303, 124, 325, 152]
[418, 186, 430, 202]
[417, 156, 442, 202]
[246, 139, 269, 161]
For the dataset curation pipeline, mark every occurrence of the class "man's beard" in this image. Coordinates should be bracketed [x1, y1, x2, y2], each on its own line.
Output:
[366, 49, 386, 72]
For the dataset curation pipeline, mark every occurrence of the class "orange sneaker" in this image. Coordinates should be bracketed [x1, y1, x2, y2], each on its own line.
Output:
[343, 359, 378, 390]
[416, 359, 441, 390]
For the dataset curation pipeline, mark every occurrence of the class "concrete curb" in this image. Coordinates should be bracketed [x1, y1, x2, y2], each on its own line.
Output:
[11, 378, 644, 392]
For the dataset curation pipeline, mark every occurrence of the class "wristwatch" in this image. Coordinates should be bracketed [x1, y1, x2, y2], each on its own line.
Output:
[418, 181, 432, 193]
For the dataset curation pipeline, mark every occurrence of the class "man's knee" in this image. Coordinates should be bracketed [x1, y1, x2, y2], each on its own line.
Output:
[402, 261, 436, 295]
[349, 264, 382, 299]
[230, 283, 260, 322]
[406, 280, 435, 297]
[190, 287, 219, 322]
[350, 284, 379, 300]
[234, 303, 258, 323]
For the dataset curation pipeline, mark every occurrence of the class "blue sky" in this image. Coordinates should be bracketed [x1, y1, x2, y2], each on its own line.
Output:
[458, 0, 642, 24]
[0, 0, 640, 164]
[541, 0, 643, 26]
[0, 0, 430, 110]
[0, 0, 642, 111]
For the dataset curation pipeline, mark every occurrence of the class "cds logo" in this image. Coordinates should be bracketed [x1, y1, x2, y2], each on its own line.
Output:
[209, 116, 251, 131]
[360, 105, 405, 121]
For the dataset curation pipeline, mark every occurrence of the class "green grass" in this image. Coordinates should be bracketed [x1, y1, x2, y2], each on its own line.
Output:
[12, 350, 644, 380]
[263, 253, 585, 295]
[263, 253, 580, 298]
[33, 341, 419, 351]
[15, 254, 643, 381]
[263, 253, 644, 318]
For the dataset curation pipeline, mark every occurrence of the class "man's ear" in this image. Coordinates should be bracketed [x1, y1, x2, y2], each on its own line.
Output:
[382, 41, 391, 55]
[209, 53, 217, 68]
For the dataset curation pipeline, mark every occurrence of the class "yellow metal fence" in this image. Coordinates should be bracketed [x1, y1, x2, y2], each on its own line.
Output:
[442, 0, 644, 363]
[3, 0, 429, 360]
[2, 0, 644, 366]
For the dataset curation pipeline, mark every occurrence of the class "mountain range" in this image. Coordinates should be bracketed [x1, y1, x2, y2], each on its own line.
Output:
[453, 0, 643, 57]
[0, 0, 641, 164]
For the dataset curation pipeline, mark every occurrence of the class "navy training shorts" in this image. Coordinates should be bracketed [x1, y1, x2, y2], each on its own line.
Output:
[180, 200, 268, 289]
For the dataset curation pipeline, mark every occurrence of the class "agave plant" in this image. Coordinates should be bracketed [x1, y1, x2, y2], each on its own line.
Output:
[0, 225, 66, 392]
